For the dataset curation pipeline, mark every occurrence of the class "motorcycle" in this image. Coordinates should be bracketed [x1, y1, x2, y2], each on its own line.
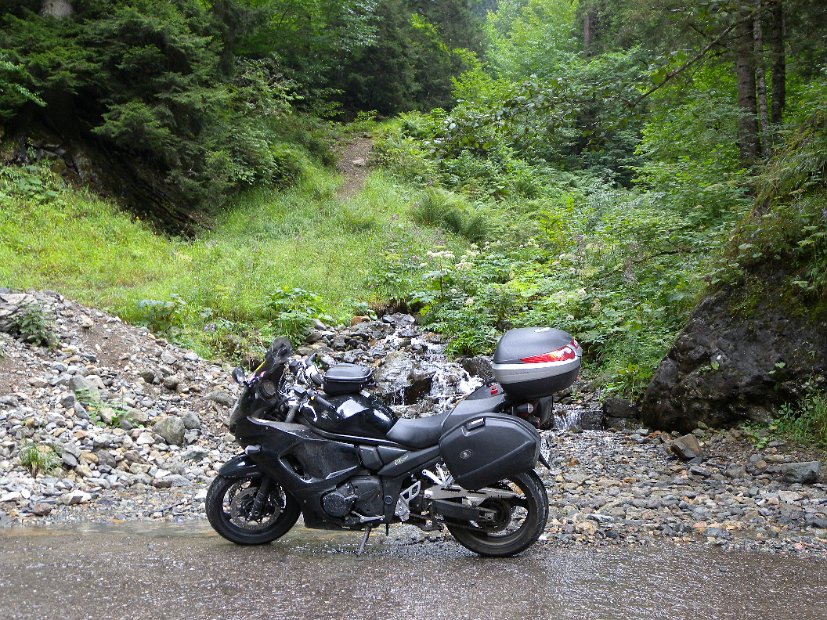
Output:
[205, 327, 581, 557]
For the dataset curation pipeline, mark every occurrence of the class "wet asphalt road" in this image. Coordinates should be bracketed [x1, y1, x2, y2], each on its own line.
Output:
[1, 523, 825, 620]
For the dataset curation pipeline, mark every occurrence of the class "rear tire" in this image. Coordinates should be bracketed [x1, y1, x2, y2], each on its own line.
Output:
[446, 470, 549, 557]
[205, 474, 300, 545]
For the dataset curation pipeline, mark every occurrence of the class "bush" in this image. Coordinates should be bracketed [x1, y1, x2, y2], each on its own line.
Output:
[414, 188, 487, 242]
[7, 302, 57, 348]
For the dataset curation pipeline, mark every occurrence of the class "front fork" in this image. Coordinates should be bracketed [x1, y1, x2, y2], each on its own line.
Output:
[249, 476, 272, 519]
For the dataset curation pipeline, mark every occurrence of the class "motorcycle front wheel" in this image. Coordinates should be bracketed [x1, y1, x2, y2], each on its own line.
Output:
[446, 470, 549, 557]
[205, 474, 300, 545]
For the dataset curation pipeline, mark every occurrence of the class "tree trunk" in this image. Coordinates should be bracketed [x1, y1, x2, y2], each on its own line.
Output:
[734, 9, 759, 166]
[768, 0, 786, 125]
[583, 11, 596, 56]
[754, 0, 770, 156]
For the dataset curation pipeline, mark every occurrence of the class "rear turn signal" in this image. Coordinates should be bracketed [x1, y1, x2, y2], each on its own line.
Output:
[520, 340, 577, 364]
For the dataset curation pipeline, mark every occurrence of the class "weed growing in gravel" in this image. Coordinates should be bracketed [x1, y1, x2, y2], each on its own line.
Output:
[18, 442, 60, 477]
[7, 303, 58, 348]
[74, 388, 135, 429]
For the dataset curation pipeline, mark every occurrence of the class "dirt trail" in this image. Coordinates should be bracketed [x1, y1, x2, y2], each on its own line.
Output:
[335, 135, 373, 200]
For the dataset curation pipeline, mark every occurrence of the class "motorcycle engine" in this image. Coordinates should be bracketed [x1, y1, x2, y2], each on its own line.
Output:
[321, 476, 383, 519]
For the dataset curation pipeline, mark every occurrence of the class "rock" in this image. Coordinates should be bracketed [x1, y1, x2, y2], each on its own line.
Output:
[603, 398, 638, 419]
[61, 490, 91, 505]
[0, 292, 37, 333]
[640, 274, 827, 431]
[460, 356, 494, 381]
[725, 465, 747, 479]
[153, 416, 186, 446]
[181, 411, 201, 430]
[140, 370, 157, 384]
[68, 376, 100, 400]
[670, 434, 703, 461]
[182, 446, 209, 461]
[31, 502, 53, 516]
[780, 462, 821, 484]
[374, 350, 436, 404]
[135, 432, 155, 446]
[205, 391, 235, 407]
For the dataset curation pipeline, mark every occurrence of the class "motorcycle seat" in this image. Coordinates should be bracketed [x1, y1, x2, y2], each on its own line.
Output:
[386, 411, 450, 449]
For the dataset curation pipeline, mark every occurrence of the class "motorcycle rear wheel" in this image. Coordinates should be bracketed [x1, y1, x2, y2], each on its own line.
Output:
[206, 474, 300, 545]
[446, 470, 549, 557]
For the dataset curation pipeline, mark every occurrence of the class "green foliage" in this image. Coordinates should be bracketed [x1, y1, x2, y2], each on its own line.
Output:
[777, 389, 827, 448]
[0, 156, 462, 363]
[7, 302, 58, 349]
[413, 188, 487, 242]
[265, 287, 326, 345]
[0, 52, 44, 119]
[18, 441, 59, 477]
[74, 387, 134, 428]
[0, 2, 300, 221]
[136, 294, 187, 335]
[710, 91, 827, 301]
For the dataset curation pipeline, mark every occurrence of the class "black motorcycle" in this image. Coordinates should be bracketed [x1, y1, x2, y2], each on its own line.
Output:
[205, 327, 580, 557]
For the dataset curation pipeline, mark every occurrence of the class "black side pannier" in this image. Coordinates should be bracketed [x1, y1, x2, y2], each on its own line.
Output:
[439, 414, 539, 490]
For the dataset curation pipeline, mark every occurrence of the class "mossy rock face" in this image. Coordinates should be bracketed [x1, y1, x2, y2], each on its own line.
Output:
[640, 270, 827, 432]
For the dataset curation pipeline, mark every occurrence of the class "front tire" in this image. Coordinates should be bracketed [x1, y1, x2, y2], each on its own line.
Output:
[205, 474, 300, 545]
[446, 470, 549, 557]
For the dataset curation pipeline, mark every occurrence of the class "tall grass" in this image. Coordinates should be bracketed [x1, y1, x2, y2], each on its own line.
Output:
[0, 159, 465, 359]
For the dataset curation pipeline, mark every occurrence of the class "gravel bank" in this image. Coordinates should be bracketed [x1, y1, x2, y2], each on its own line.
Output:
[1, 291, 824, 556]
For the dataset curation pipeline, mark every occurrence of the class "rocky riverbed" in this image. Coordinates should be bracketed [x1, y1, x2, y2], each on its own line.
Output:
[0, 291, 824, 556]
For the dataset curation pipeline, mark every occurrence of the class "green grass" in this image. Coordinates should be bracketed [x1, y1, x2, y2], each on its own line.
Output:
[0, 158, 465, 360]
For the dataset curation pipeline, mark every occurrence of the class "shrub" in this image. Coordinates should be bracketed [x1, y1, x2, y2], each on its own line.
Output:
[7, 302, 58, 348]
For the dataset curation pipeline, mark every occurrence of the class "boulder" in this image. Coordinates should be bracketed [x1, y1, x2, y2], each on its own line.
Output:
[641, 279, 827, 431]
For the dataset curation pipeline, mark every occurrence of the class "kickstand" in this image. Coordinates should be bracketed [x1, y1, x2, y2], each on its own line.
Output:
[356, 525, 372, 555]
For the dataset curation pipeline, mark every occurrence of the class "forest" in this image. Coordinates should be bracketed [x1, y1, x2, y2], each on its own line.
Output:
[1, 0, 825, 438]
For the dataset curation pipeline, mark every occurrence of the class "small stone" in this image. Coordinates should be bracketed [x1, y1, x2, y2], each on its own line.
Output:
[182, 446, 208, 461]
[725, 465, 746, 479]
[181, 411, 201, 430]
[205, 391, 235, 407]
[29, 377, 48, 388]
[61, 490, 92, 505]
[153, 416, 186, 446]
[135, 432, 155, 446]
[780, 461, 821, 484]
[688, 465, 711, 478]
[68, 376, 100, 400]
[31, 502, 53, 516]
[670, 434, 703, 461]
